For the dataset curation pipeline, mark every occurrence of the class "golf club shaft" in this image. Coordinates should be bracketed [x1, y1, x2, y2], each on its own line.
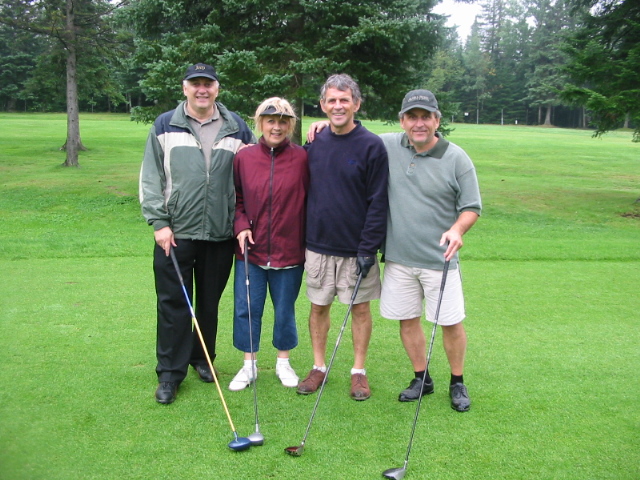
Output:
[402, 260, 450, 467]
[169, 247, 240, 435]
[244, 238, 260, 432]
[298, 272, 364, 446]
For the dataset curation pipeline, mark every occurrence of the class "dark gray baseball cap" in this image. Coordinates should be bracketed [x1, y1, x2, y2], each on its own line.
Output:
[399, 89, 440, 115]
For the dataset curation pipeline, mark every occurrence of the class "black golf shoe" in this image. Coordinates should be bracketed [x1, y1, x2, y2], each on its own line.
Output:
[398, 377, 434, 402]
[155, 381, 178, 404]
[449, 382, 471, 412]
[193, 364, 216, 383]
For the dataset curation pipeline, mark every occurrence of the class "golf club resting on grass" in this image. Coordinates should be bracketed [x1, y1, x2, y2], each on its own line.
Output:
[244, 238, 264, 447]
[382, 260, 450, 479]
[169, 247, 252, 452]
[284, 272, 364, 457]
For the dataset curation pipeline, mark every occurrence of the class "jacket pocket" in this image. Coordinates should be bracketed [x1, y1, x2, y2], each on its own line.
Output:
[166, 191, 180, 228]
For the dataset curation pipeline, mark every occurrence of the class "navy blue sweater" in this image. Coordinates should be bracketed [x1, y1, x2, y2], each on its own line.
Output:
[305, 121, 388, 257]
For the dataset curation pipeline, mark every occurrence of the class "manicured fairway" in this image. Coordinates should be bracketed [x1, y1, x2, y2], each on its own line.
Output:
[0, 114, 638, 479]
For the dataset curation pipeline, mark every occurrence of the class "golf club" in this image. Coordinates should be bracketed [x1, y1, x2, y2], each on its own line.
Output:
[243, 238, 264, 446]
[382, 259, 451, 479]
[169, 247, 252, 452]
[284, 271, 364, 457]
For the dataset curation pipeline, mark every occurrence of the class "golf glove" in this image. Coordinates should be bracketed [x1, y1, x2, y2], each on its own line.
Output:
[356, 255, 375, 278]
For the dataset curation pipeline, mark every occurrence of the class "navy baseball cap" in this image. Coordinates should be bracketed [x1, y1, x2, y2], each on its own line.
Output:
[183, 63, 218, 81]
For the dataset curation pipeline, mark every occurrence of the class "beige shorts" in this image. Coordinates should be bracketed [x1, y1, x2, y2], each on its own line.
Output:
[305, 249, 381, 305]
[380, 261, 465, 326]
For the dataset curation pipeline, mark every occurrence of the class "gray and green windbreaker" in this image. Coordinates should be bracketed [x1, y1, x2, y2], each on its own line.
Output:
[139, 101, 256, 241]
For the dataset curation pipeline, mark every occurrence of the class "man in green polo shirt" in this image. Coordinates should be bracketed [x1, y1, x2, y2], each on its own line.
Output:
[379, 90, 482, 412]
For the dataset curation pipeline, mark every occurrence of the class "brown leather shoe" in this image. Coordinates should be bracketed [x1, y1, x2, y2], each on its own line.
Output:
[296, 369, 326, 395]
[350, 373, 371, 401]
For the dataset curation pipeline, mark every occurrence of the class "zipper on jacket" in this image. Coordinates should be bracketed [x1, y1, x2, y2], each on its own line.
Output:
[267, 147, 275, 267]
[186, 122, 210, 234]
[200, 142, 210, 234]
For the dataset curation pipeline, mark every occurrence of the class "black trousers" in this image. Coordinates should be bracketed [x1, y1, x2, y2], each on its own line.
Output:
[153, 238, 234, 383]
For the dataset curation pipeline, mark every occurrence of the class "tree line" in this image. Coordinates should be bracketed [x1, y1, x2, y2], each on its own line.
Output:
[0, 0, 637, 166]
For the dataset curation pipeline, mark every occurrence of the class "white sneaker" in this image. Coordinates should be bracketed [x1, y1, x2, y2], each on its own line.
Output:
[228, 366, 255, 391]
[276, 363, 299, 388]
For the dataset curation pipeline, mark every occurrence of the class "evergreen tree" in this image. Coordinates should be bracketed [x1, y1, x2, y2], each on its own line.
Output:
[523, 0, 573, 126]
[125, 0, 445, 142]
[562, 0, 640, 141]
[459, 19, 492, 123]
[0, 0, 127, 166]
[0, 24, 46, 111]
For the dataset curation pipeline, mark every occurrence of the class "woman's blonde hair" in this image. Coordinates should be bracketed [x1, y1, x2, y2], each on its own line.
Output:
[254, 97, 297, 138]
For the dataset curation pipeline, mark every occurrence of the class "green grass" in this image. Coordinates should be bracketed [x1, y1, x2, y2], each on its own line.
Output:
[1, 113, 639, 479]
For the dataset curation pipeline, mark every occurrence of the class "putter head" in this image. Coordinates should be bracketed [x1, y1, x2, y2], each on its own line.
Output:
[248, 432, 264, 446]
[382, 467, 406, 480]
[284, 445, 304, 457]
[228, 436, 252, 452]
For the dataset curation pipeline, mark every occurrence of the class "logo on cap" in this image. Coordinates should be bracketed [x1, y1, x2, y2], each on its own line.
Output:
[408, 95, 432, 103]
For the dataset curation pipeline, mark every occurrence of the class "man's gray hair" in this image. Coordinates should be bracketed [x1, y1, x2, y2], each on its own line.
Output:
[398, 109, 442, 121]
[320, 74, 362, 103]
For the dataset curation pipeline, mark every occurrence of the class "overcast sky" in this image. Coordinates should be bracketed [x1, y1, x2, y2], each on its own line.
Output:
[432, 0, 483, 41]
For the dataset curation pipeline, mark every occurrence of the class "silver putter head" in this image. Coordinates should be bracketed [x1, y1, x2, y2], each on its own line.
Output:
[382, 467, 407, 479]
[248, 431, 264, 446]
[284, 444, 304, 456]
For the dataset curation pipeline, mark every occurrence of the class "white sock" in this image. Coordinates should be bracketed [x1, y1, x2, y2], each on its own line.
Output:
[276, 357, 290, 366]
[351, 368, 366, 375]
[243, 359, 257, 370]
[313, 364, 327, 373]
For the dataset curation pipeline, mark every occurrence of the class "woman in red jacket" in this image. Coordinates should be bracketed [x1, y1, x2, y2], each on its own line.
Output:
[229, 97, 309, 390]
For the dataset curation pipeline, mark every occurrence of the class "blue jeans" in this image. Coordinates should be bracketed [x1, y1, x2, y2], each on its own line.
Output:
[233, 261, 303, 353]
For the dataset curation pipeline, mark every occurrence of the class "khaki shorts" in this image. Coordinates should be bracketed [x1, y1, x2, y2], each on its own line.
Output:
[380, 261, 465, 326]
[305, 249, 381, 305]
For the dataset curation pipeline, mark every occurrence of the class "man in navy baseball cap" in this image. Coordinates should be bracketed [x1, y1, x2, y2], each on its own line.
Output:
[140, 60, 255, 405]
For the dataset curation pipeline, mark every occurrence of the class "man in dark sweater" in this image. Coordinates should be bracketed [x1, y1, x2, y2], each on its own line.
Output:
[297, 74, 388, 401]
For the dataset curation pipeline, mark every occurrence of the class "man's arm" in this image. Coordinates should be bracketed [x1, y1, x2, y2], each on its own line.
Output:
[358, 144, 389, 257]
[440, 211, 479, 261]
[140, 125, 175, 256]
[306, 120, 330, 143]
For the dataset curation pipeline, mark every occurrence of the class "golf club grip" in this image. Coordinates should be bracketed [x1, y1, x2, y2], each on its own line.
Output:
[243, 237, 250, 277]
[433, 260, 450, 323]
[440, 260, 450, 292]
[169, 248, 185, 285]
[350, 272, 363, 305]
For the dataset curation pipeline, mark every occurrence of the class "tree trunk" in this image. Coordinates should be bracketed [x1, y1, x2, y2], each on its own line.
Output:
[293, 96, 303, 145]
[544, 105, 552, 125]
[624, 112, 630, 129]
[62, 0, 80, 167]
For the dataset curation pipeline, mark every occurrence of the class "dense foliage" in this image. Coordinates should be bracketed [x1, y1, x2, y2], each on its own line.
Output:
[124, 0, 443, 140]
[561, 0, 640, 141]
[1, 0, 637, 141]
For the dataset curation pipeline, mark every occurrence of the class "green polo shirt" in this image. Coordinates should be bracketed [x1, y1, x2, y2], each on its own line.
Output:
[380, 132, 482, 270]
